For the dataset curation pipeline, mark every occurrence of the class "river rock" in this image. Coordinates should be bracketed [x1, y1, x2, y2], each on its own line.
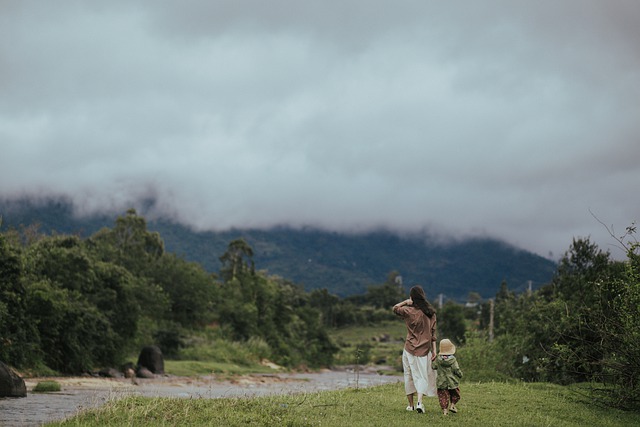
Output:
[98, 367, 123, 378]
[137, 345, 164, 375]
[0, 361, 27, 398]
[136, 366, 155, 378]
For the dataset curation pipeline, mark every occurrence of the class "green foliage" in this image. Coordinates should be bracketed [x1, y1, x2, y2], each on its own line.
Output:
[33, 380, 61, 392]
[309, 288, 342, 327]
[219, 238, 254, 283]
[438, 301, 467, 345]
[591, 236, 640, 409]
[0, 233, 39, 367]
[178, 332, 268, 367]
[0, 210, 212, 373]
[454, 331, 513, 382]
[20, 235, 149, 371]
[476, 234, 640, 410]
[1, 211, 340, 373]
[89, 209, 164, 275]
[147, 253, 218, 328]
[309, 273, 402, 330]
[212, 240, 339, 368]
[363, 271, 406, 309]
[26, 279, 118, 373]
[330, 321, 407, 372]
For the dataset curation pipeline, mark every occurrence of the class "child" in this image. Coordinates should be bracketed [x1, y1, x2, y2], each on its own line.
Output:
[432, 338, 463, 415]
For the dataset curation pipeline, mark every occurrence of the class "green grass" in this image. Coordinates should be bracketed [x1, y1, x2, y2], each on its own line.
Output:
[48, 381, 639, 426]
[33, 380, 62, 393]
[329, 321, 406, 372]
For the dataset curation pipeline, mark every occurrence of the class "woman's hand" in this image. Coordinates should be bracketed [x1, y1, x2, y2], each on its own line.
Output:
[394, 298, 412, 308]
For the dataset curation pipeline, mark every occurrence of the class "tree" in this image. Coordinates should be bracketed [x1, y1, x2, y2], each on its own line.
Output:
[0, 231, 39, 367]
[89, 209, 164, 275]
[22, 234, 143, 366]
[148, 254, 218, 328]
[26, 279, 117, 373]
[479, 280, 516, 336]
[587, 221, 640, 409]
[219, 238, 255, 283]
[539, 238, 621, 383]
[484, 236, 640, 402]
[552, 238, 612, 304]
[364, 271, 406, 309]
[467, 292, 482, 304]
[216, 239, 338, 367]
[364, 283, 402, 309]
[217, 238, 260, 339]
[309, 288, 341, 327]
[438, 301, 467, 344]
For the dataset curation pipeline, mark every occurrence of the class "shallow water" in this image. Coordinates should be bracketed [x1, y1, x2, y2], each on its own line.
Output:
[0, 370, 400, 426]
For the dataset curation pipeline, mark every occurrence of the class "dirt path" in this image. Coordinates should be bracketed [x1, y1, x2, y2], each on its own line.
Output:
[0, 367, 401, 426]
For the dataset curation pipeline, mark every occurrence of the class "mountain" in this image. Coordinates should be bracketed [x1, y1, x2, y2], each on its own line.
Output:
[0, 198, 557, 300]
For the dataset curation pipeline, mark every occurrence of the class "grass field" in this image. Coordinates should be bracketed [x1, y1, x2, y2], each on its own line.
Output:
[48, 381, 639, 426]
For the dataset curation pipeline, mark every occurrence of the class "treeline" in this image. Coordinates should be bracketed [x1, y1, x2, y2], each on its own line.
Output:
[0, 210, 341, 373]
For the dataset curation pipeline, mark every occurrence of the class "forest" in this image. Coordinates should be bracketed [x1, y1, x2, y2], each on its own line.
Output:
[1, 210, 638, 410]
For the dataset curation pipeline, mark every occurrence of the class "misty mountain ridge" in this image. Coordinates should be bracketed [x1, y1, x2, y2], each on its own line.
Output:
[0, 198, 557, 300]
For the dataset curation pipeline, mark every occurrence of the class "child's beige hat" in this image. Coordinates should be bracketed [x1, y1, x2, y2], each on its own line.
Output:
[439, 339, 456, 355]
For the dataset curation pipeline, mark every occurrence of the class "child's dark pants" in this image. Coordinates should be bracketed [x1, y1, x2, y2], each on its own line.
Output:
[437, 387, 461, 410]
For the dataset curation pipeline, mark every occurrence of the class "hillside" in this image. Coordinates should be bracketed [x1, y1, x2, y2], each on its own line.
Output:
[0, 198, 557, 299]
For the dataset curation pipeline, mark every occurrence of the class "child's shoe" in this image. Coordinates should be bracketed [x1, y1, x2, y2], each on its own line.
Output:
[449, 404, 458, 413]
[416, 402, 425, 413]
[405, 405, 414, 411]
[443, 408, 449, 416]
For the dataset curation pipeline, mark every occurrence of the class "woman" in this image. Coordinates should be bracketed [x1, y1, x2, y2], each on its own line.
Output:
[393, 285, 437, 414]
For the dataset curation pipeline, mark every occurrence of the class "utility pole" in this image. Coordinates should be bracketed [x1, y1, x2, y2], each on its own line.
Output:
[438, 293, 444, 309]
[527, 280, 532, 296]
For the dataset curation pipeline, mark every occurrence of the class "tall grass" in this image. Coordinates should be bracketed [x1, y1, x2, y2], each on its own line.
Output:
[49, 381, 639, 426]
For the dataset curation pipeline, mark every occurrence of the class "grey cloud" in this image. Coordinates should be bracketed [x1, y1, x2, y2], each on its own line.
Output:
[1, 1, 639, 260]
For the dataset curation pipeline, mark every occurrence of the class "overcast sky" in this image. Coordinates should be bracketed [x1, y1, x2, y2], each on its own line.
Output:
[1, 1, 639, 259]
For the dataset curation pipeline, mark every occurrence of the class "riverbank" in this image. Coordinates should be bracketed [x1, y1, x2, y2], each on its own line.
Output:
[0, 366, 400, 426]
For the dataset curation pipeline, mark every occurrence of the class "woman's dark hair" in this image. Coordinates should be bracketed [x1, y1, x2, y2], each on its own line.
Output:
[410, 285, 436, 318]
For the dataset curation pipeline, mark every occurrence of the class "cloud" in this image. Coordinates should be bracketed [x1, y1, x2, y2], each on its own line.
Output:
[1, 1, 639, 259]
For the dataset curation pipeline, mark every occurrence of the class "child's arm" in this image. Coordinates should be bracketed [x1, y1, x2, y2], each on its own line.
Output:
[453, 360, 463, 378]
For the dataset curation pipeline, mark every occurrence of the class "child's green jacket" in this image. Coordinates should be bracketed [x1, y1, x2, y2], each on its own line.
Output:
[432, 354, 463, 390]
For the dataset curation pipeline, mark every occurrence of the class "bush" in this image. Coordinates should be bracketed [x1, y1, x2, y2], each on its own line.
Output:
[33, 380, 61, 393]
[456, 331, 515, 383]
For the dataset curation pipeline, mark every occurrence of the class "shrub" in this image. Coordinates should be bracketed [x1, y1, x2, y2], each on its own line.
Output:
[33, 380, 61, 393]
